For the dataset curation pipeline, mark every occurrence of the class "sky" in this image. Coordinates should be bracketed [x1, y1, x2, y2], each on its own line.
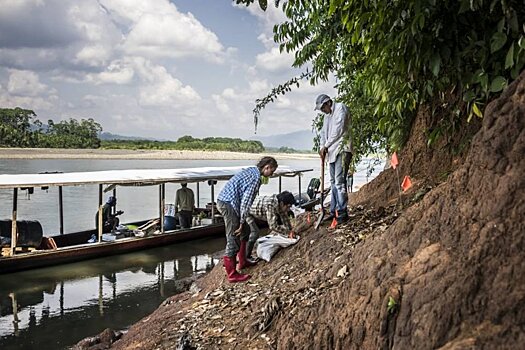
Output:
[0, 0, 336, 141]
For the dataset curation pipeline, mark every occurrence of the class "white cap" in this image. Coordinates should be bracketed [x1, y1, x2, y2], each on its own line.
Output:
[314, 94, 331, 110]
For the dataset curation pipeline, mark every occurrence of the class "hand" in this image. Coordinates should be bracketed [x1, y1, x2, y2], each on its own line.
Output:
[115, 210, 124, 216]
[288, 230, 296, 239]
[234, 223, 243, 236]
[319, 147, 327, 158]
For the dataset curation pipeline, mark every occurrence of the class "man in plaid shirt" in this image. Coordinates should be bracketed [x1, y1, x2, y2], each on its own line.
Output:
[245, 191, 296, 260]
[217, 156, 278, 283]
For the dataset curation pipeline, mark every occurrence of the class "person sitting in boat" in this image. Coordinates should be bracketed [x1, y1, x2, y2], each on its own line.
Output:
[245, 191, 296, 261]
[175, 183, 195, 229]
[95, 196, 123, 233]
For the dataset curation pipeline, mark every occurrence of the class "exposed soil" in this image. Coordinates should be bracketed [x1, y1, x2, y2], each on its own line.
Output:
[74, 71, 525, 349]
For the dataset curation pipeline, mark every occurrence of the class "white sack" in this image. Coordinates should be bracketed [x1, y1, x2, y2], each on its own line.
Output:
[256, 234, 300, 262]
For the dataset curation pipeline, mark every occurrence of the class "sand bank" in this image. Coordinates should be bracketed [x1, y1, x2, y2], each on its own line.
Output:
[0, 148, 318, 160]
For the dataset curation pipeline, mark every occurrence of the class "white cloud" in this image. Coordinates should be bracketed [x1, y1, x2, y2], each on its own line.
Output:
[212, 94, 230, 113]
[248, 79, 270, 94]
[221, 88, 238, 99]
[0, 78, 57, 110]
[101, 0, 227, 62]
[7, 69, 51, 96]
[86, 59, 135, 85]
[124, 13, 224, 62]
[68, 2, 123, 68]
[74, 45, 114, 68]
[132, 58, 200, 107]
[0, 94, 56, 111]
[255, 47, 295, 73]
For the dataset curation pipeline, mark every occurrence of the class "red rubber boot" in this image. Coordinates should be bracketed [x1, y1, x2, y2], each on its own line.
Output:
[223, 256, 250, 283]
[237, 240, 257, 269]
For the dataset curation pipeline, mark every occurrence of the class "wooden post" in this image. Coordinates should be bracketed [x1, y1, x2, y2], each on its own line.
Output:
[98, 184, 103, 243]
[298, 174, 302, 202]
[210, 180, 215, 223]
[196, 182, 200, 208]
[11, 188, 18, 256]
[98, 274, 104, 316]
[59, 186, 64, 235]
[159, 262, 165, 297]
[112, 188, 117, 215]
[9, 293, 19, 335]
[160, 184, 165, 233]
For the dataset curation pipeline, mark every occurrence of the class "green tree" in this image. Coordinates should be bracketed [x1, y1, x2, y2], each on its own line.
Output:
[43, 118, 102, 148]
[0, 107, 41, 147]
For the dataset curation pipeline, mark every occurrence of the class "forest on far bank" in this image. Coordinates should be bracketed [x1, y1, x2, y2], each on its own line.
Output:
[0, 107, 305, 153]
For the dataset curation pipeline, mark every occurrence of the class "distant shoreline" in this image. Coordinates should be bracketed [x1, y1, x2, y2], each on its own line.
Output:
[0, 148, 318, 160]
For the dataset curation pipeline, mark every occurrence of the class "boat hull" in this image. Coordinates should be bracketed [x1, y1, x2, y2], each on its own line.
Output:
[0, 223, 224, 274]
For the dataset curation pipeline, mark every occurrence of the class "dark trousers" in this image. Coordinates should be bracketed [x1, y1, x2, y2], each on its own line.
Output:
[217, 200, 250, 257]
[178, 210, 193, 228]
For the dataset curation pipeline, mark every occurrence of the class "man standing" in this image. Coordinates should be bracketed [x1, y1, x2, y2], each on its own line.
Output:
[245, 191, 296, 261]
[217, 156, 278, 283]
[315, 94, 352, 224]
[175, 183, 195, 229]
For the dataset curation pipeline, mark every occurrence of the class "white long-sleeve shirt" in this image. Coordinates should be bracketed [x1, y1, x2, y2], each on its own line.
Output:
[320, 101, 352, 163]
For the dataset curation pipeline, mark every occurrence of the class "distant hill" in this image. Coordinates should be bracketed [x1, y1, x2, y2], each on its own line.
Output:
[252, 129, 314, 151]
[100, 130, 315, 151]
[99, 132, 167, 141]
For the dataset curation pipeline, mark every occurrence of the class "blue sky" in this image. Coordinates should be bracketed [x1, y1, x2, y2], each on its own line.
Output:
[0, 0, 336, 140]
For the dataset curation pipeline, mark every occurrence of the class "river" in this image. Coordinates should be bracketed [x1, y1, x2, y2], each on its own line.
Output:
[0, 157, 384, 349]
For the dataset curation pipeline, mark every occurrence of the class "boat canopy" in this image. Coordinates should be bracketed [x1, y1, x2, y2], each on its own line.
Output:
[0, 166, 312, 189]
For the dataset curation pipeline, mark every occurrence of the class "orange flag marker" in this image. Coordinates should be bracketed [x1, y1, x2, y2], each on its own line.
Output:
[307, 212, 311, 224]
[390, 152, 399, 169]
[329, 217, 338, 229]
[401, 175, 413, 192]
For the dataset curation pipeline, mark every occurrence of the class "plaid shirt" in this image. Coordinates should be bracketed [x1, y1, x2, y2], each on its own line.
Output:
[217, 166, 261, 223]
[249, 194, 292, 235]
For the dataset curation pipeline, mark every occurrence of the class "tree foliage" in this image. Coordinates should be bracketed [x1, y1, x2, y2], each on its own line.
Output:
[0, 108, 102, 148]
[102, 136, 265, 153]
[43, 118, 102, 148]
[236, 0, 525, 163]
[0, 107, 41, 147]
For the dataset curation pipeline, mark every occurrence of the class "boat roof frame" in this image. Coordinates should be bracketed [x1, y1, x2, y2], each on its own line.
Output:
[0, 165, 313, 189]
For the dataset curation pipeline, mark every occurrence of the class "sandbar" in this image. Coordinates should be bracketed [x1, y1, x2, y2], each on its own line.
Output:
[0, 148, 317, 160]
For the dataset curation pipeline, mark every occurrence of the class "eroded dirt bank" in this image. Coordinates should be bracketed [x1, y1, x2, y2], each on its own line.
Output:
[75, 72, 524, 349]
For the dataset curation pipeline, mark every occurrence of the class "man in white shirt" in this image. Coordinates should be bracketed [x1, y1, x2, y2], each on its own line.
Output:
[315, 94, 353, 224]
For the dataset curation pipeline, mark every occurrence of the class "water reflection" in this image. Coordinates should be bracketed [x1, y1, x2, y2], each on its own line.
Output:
[0, 237, 224, 350]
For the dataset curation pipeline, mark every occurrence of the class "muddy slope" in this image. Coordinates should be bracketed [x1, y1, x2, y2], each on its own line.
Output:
[83, 72, 525, 350]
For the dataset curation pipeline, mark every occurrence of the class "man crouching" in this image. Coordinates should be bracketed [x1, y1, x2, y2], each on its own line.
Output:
[244, 191, 296, 262]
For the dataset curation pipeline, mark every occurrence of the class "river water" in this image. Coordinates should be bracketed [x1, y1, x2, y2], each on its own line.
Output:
[0, 157, 384, 349]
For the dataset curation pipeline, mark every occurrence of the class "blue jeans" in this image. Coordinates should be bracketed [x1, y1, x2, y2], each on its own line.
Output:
[329, 152, 352, 215]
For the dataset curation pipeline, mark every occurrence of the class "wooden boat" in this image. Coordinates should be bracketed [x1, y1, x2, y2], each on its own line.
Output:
[0, 165, 312, 274]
